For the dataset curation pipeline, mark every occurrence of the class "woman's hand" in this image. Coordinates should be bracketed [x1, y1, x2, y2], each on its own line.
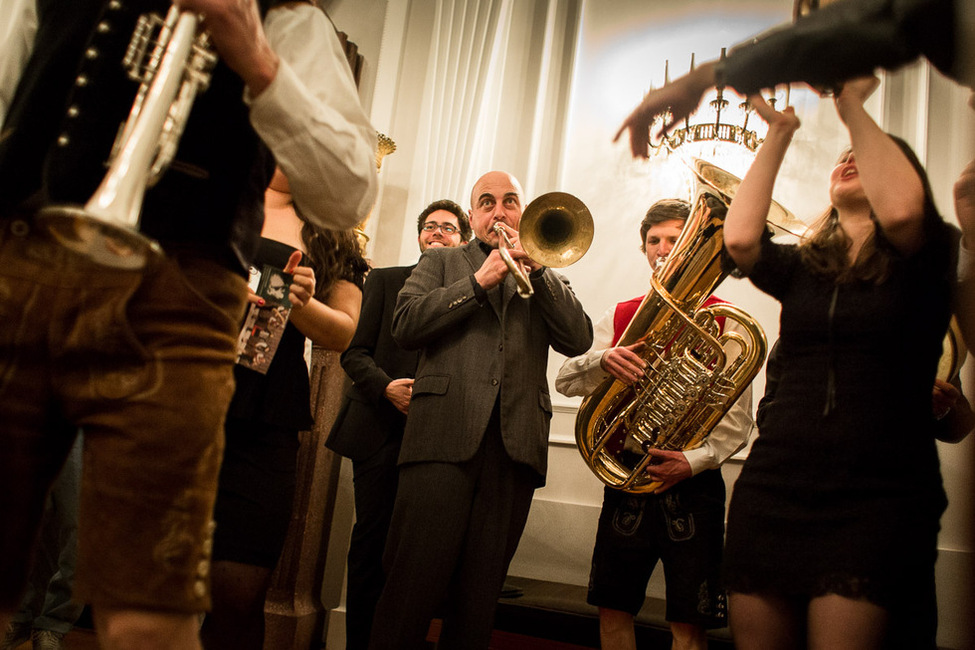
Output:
[748, 93, 801, 135]
[288, 266, 316, 309]
[833, 75, 880, 116]
[280, 250, 315, 309]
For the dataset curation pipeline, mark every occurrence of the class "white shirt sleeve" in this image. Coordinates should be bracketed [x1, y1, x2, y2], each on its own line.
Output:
[682, 315, 755, 475]
[251, 4, 378, 231]
[555, 304, 616, 397]
[0, 0, 37, 126]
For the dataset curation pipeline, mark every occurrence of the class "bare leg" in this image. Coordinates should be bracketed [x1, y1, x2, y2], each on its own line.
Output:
[599, 607, 636, 650]
[670, 621, 707, 650]
[93, 607, 202, 650]
[808, 593, 888, 650]
[199, 561, 272, 650]
[728, 592, 803, 650]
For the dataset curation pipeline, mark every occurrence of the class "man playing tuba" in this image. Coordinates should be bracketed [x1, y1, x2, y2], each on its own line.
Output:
[556, 199, 754, 650]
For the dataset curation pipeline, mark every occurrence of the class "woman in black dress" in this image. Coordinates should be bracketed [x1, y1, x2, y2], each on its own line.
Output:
[722, 77, 955, 649]
[201, 168, 368, 649]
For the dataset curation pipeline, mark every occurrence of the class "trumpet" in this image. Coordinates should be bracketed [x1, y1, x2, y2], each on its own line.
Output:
[494, 191, 595, 298]
[37, 5, 217, 269]
[494, 223, 534, 298]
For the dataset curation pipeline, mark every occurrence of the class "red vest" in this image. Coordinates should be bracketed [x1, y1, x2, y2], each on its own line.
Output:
[612, 294, 728, 346]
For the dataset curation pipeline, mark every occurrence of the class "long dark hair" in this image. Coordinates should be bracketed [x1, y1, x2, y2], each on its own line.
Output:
[798, 135, 938, 284]
[296, 211, 369, 299]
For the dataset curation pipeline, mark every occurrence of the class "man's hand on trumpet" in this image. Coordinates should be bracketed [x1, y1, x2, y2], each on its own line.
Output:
[473, 248, 513, 291]
[495, 222, 542, 273]
[175, 0, 279, 96]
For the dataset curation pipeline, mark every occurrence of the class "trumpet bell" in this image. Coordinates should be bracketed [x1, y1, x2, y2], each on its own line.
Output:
[38, 205, 163, 270]
[520, 191, 594, 268]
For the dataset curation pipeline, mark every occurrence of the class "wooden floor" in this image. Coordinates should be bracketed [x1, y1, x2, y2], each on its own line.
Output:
[55, 626, 593, 650]
[8, 629, 98, 650]
[53, 627, 593, 650]
[427, 619, 598, 650]
[45, 626, 596, 650]
[49, 577, 726, 649]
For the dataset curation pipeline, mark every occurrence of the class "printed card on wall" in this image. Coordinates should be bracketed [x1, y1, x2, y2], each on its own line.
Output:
[235, 264, 293, 374]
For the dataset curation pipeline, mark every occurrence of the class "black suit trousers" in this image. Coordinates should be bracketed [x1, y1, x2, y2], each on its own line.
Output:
[368, 405, 537, 649]
[346, 434, 402, 650]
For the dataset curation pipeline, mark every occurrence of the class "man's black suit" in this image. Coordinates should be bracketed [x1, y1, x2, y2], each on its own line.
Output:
[327, 265, 417, 650]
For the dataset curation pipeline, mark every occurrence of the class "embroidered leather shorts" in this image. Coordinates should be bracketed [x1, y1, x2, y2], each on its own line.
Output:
[0, 219, 246, 613]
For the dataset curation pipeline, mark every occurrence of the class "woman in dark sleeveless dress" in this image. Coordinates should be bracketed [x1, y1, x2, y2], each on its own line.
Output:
[722, 77, 955, 649]
[201, 168, 368, 649]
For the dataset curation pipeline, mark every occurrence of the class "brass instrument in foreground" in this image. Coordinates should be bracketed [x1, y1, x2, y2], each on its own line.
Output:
[495, 191, 594, 298]
[37, 5, 217, 269]
[938, 317, 967, 383]
[575, 159, 805, 493]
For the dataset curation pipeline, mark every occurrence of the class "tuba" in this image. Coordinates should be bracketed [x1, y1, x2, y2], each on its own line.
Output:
[495, 191, 594, 298]
[37, 5, 217, 269]
[575, 159, 805, 493]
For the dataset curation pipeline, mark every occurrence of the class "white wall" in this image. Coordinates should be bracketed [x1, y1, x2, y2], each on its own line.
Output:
[323, 1, 975, 648]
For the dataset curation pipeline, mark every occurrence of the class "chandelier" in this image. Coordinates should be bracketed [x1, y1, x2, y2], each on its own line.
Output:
[649, 49, 784, 156]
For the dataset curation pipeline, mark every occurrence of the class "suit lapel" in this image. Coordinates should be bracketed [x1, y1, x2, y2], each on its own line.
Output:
[502, 270, 518, 309]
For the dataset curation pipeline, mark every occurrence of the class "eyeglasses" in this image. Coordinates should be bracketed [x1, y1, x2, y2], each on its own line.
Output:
[421, 222, 459, 234]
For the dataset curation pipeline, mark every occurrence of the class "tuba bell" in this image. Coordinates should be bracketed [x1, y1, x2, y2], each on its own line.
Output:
[495, 191, 594, 298]
[574, 159, 804, 493]
[37, 5, 217, 269]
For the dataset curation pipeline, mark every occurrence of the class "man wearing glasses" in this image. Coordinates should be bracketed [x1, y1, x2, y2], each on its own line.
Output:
[327, 199, 470, 650]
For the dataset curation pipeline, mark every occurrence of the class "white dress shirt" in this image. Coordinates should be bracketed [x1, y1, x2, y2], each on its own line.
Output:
[0, 0, 36, 126]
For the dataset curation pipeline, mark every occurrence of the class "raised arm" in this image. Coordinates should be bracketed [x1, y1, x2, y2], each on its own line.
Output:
[834, 76, 927, 255]
[723, 95, 800, 275]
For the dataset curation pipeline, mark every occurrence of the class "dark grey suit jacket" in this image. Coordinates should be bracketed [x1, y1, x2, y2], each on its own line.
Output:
[327, 265, 418, 462]
[391, 239, 593, 480]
